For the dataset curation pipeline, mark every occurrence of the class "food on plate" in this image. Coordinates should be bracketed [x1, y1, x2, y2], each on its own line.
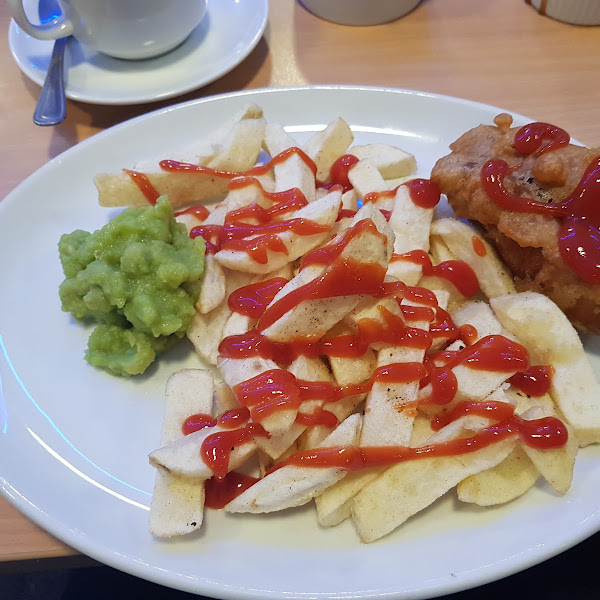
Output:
[80, 105, 599, 543]
[430, 113, 600, 334]
[58, 197, 205, 376]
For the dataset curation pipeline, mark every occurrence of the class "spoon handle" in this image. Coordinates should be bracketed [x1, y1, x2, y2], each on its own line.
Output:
[33, 36, 68, 126]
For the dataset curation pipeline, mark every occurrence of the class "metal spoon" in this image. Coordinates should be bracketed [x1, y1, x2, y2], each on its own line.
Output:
[33, 36, 68, 125]
[33, 0, 68, 126]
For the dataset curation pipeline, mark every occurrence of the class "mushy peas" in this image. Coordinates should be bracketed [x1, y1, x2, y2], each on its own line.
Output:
[58, 196, 205, 376]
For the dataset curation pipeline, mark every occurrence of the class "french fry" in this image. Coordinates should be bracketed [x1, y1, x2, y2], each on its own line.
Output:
[97, 105, 266, 208]
[517, 405, 578, 494]
[347, 158, 388, 199]
[149, 418, 257, 479]
[225, 414, 362, 513]
[360, 298, 432, 447]
[263, 121, 299, 156]
[352, 435, 516, 542]
[450, 300, 504, 340]
[149, 369, 213, 537]
[205, 117, 266, 172]
[186, 301, 232, 366]
[348, 143, 417, 180]
[315, 467, 381, 528]
[431, 218, 516, 298]
[187, 268, 254, 364]
[491, 292, 600, 446]
[132, 103, 265, 172]
[303, 118, 354, 183]
[389, 185, 434, 255]
[197, 255, 226, 314]
[95, 172, 231, 209]
[457, 445, 539, 506]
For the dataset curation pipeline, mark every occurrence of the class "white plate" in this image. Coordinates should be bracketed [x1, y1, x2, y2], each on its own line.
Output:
[1, 86, 599, 600]
[7, 0, 268, 105]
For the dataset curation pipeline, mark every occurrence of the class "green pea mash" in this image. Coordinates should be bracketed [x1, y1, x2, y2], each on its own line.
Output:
[58, 196, 205, 376]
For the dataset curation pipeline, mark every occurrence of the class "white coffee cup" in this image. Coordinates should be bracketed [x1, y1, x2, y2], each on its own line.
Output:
[299, 0, 422, 26]
[8, 0, 207, 60]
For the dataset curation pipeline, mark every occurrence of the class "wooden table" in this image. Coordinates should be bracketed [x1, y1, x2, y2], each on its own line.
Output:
[1, 0, 599, 569]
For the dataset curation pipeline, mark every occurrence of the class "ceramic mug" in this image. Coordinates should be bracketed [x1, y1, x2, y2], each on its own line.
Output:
[7, 0, 207, 60]
[298, 0, 422, 26]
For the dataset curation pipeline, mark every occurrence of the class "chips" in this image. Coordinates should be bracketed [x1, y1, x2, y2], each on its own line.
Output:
[94, 106, 599, 543]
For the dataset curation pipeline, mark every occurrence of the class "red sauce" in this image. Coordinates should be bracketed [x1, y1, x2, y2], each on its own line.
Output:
[429, 307, 459, 342]
[181, 413, 216, 435]
[405, 178, 442, 209]
[421, 334, 529, 405]
[471, 236, 487, 257]
[225, 356, 425, 413]
[514, 122, 570, 156]
[227, 178, 309, 218]
[480, 160, 564, 217]
[337, 208, 357, 221]
[202, 398, 567, 490]
[328, 154, 359, 191]
[508, 365, 554, 397]
[232, 369, 302, 421]
[182, 407, 251, 436]
[363, 179, 441, 210]
[159, 146, 318, 179]
[392, 250, 480, 297]
[174, 205, 210, 221]
[201, 422, 269, 480]
[273, 412, 566, 472]
[295, 408, 339, 428]
[228, 277, 289, 319]
[220, 303, 432, 365]
[559, 216, 600, 284]
[191, 218, 329, 264]
[481, 122, 600, 284]
[426, 367, 458, 406]
[204, 471, 259, 509]
[123, 169, 161, 204]
[432, 399, 521, 430]
[181, 407, 266, 481]
[459, 324, 478, 345]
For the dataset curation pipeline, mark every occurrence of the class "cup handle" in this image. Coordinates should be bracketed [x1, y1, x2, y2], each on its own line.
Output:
[7, 0, 73, 40]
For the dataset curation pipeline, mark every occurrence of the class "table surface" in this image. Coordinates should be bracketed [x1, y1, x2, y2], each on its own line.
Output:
[1, 0, 599, 579]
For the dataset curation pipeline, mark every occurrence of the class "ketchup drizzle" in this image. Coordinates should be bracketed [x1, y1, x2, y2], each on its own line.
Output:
[514, 122, 570, 156]
[228, 277, 289, 318]
[391, 250, 480, 297]
[328, 154, 359, 191]
[205, 472, 260, 509]
[508, 365, 554, 397]
[273, 409, 567, 473]
[123, 169, 161, 204]
[363, 178, 441, 210]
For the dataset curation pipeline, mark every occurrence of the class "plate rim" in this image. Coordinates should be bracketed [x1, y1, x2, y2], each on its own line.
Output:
[0, 84, 598, 600]
[7, 0, 269, 105]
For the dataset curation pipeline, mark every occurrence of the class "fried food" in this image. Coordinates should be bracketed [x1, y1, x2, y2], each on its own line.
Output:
[431, 114, 600, 334]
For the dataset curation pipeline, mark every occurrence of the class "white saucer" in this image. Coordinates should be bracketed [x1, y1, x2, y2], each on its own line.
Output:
[8, 0, 268, 105]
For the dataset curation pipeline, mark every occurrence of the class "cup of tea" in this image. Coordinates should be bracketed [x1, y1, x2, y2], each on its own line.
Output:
[7, 0, 208, 60]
